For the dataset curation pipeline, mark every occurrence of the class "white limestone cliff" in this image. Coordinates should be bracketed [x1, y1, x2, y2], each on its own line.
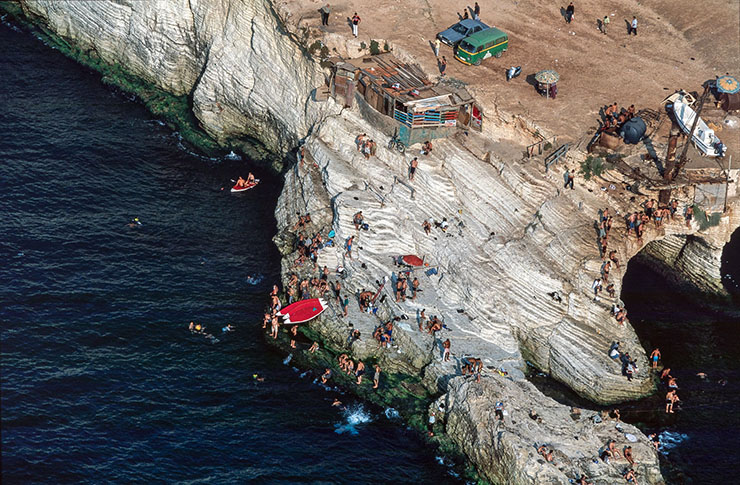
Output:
[15, 0, 740, 482]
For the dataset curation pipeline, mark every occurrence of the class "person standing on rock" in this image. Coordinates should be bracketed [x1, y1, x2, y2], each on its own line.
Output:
[494, 401, 505, 421]
[320, 4, 331, 26]
[601, 15, 609, 34]
[373, 364, 381, 389]
[564, 168, 575, 189]
[650, 348, 661, 369]
[629, 16, 638, 35]
[409, 157, 419, 181]
[355, 360, 365, 384]
[442, 339, 451, 361]
[351, 12, 361, 38]
[345, 235, 354, 259]
[428, 411, 436, 436]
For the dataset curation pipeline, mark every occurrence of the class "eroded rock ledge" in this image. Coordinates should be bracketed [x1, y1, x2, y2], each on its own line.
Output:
[13, 0, 740, 483]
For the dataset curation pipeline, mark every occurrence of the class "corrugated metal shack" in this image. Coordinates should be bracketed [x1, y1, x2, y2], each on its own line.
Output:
[330, 53, 482, 144]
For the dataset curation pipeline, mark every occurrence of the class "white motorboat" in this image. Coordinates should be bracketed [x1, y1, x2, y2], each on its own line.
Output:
[671, 95, 726, 157]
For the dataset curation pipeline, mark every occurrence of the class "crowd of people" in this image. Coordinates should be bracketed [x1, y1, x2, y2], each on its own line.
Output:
[355, 133, 377, 159]
[600, 102, 638, 132]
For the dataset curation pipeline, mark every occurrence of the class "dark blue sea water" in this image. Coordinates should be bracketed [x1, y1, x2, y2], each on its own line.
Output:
[620, 237, 740, 484]
[0, 23, 462, 484]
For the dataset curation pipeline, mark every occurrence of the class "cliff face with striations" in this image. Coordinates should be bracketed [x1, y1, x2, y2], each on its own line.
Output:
[17, 0, 329, 155]
[13, 0, 740, 483]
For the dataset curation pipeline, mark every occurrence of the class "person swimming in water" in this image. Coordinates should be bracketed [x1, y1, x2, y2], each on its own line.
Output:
[222, 324, 234, 333]
[189, 321, 195, 332]
[127, 217, 142, 228]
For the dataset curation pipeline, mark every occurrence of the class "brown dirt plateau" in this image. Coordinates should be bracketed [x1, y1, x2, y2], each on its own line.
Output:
[284, 0, 740, 145]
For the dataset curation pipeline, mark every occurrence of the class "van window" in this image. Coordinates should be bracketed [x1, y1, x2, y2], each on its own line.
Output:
[476, 44, 484, 53]
[496, 37, 505, 44]
[459, 41, 474, 52]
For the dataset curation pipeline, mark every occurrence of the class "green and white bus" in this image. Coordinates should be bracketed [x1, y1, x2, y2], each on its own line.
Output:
[455, 27, 509, 66]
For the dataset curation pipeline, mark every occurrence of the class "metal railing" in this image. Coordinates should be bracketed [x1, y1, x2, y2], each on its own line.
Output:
[526, 135, 558, 158]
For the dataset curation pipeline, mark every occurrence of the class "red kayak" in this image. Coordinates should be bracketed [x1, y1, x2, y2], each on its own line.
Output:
[230, 179, 260, 193]
[401, 255, 425, 267]
[277, 298, 327, 324]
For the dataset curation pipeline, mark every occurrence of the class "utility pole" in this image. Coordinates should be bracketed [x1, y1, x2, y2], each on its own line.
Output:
[669, 83, 711, 181]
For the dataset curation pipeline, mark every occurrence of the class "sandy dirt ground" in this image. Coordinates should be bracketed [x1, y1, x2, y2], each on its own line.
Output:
[283, 0, 740, 159]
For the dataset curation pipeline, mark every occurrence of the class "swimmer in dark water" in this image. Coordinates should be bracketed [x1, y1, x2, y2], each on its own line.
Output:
[321, 368, 332, 384]
[222, 324, 234, 333]
[332, 398, 343, 408]
[252, 373, 265, 382]
[189, 321, 195, 332]
[127, 217, 142, 228]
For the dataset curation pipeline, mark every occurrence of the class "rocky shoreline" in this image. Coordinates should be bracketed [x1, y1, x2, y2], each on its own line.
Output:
[7, 1, 739, 483]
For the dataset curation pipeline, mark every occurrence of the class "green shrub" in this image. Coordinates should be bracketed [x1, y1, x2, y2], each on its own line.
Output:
[383, 41, 390, 52]
[359, 41, 367, 50]
[579, 155, 612, 180]
[369, 40, 381, 55]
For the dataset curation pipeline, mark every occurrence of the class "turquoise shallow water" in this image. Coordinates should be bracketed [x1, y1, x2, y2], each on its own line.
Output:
[0, 22, 462, 484]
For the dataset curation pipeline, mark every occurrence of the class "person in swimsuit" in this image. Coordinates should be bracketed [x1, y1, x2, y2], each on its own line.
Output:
[189, 321, 195, 332]
[409, 157, 419, 181]
[665, 389, 679, 413]
[321, 368, 332, 384]
[373, 364, 381, 389]
[624, 445, 634, 465]
[623, 468, 638, 484]
[650, 348, 661, 369]
[345, 235, 354, 259]
[684, 205, 693, 227]
[355, 360, 365, 384]
[442, 339, 451, 361]
[236, 176, 247, 187]
[247, 172, 255, 184]
[290, 325, 298, 349]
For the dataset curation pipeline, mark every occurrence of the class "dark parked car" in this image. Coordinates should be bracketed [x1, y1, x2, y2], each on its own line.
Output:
[436, 19, 490, 46]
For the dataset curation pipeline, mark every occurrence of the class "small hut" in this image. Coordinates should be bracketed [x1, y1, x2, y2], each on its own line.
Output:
[329, 53, 483, 145]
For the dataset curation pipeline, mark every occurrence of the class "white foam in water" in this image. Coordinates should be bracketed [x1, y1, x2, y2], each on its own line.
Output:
[299, 371, 309, 378]
[436, 456, 445, 465]
[384, 407, 400, 420]
[282, 354, 293, 365]
[334, 404, 373, 435]
[658, 430, 689, 451]
[224, 151, 241, 161]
